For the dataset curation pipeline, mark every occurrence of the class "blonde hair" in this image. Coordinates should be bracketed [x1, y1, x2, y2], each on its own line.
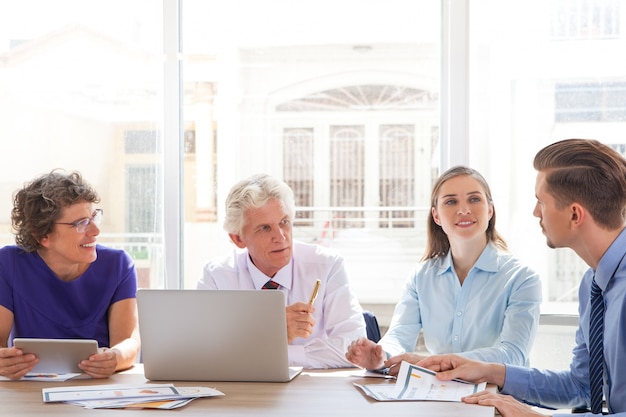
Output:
[422, 166, 507, 261]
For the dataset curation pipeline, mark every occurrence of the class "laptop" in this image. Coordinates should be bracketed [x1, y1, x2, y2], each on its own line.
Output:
[137, 289, 303, 382]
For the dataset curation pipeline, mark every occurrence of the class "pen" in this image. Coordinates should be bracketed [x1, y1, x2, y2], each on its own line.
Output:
[308, 279, 321, 304]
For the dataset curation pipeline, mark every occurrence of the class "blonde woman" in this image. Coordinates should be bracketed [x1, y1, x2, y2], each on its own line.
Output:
[346, 166, 541, 375]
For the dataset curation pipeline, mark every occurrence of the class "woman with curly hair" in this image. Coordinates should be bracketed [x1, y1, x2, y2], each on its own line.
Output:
[0, 170, 140, 380]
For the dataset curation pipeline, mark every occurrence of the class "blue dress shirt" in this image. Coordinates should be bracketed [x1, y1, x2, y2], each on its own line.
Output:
[380, 243, 542, 366]
[502, 227, 626, 416]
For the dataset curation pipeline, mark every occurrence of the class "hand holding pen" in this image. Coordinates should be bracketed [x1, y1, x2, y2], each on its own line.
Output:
[285, 279, 320, 343]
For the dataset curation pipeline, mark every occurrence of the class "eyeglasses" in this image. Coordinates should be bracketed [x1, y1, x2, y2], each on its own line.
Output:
[55, 209, 103, 233]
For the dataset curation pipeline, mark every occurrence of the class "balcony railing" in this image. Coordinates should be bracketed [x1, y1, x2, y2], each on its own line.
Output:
[0, 205, 588, 305]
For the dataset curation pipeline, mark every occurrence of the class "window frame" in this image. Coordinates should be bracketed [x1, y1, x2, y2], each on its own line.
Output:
[163, 0, 184, 289]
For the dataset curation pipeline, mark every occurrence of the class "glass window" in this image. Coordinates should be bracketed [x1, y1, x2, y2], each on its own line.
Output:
[380, 124, 416, 228]
[181, 0, 442, 303]
[555, 81, 626, 122]
[468, 0, 626, 314]
[4, 0, 618, 317]
[551, 0, 621, 39]
[0, 0, 165, 288]
[283, 127, 315, 227]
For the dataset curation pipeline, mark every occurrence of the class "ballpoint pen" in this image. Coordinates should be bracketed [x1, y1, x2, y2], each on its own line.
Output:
[308, 279, 321, 304]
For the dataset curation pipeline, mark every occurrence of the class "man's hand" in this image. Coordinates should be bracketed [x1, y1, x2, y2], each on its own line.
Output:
[286, 302, 315, 343]
[417, 354, 506, 386]
[462, 391, 549, 417]
[345, 337, 385, 370]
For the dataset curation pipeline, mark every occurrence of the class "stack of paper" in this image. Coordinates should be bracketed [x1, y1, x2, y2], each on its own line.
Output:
[355, 361, 486, 401]
[42, 383, 224, 409]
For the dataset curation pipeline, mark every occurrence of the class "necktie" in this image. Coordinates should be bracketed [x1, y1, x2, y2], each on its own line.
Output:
[589, 277, 604, 414]
[262, 280, 280, 290]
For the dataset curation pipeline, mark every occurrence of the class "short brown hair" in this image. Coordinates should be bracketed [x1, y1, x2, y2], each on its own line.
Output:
[533, 139, 626, 230]
[11, 170, 100, 252]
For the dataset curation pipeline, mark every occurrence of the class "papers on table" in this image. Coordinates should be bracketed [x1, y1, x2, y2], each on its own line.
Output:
[354, 361, 486, 402]
[350, 368, 396, 379]
[0, 373, 85, 382]
[42, 383, 224, 409]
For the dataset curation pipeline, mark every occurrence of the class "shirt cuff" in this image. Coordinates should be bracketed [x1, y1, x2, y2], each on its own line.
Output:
[379, 339, 405, 357]
[500, 364, 528, 395]
[288, 345, 306, 366]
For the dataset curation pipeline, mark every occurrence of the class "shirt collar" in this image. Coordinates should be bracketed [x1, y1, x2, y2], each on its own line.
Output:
[436, 243, 500, 276]
[595, 226, 626, 290]
[246, 253, 294, 290]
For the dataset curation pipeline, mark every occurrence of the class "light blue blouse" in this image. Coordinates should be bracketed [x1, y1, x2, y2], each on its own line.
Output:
[380, 243, 542, 366]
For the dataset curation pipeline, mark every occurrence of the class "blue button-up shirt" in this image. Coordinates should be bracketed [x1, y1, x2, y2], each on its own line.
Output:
[380, 243, 542, 366]
[503, 227, 626, 416]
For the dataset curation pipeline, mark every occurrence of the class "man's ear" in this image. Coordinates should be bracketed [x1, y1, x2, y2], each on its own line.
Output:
[228, 233, 246, 249]
[570, 203, 585, 226]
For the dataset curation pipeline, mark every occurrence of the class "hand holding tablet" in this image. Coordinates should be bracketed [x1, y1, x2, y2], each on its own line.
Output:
[13, 338, 99, 374]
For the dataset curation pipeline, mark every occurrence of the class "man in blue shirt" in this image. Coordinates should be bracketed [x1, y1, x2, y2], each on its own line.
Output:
[418, 139, 626, 417]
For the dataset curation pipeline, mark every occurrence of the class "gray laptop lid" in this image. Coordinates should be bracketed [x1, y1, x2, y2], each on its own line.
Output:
[137, 289, 302, 382]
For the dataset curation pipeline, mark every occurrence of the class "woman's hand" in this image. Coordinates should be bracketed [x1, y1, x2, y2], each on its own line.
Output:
[78, 348, 119, 379]
[0, 347, 38, 380]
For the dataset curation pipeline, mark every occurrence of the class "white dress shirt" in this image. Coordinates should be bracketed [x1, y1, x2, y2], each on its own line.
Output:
[198, 240, 366, 369]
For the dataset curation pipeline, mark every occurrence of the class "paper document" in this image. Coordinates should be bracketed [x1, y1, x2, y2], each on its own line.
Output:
[42, 383, 224, 409]
[0, 373, 84, 382]
[350, 368, 396, 379]
[355, 361, 486, 401]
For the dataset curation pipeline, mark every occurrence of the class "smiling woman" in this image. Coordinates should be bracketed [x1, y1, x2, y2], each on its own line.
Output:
[346, 166, 542, 374]
[40, 202, 103, 278]
[0, 170, 140, 380]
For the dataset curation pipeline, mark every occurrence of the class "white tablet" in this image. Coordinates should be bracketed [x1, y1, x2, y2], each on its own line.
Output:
[13, 338, 99, 374]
